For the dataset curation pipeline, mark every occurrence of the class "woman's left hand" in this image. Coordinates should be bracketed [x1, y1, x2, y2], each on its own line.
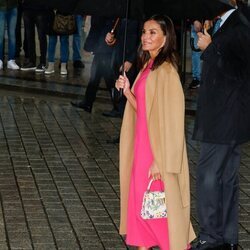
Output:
[148, 162, 161, 180]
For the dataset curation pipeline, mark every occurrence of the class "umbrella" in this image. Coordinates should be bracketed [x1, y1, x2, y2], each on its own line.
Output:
[73, 0, 125, 17]
[71, 0, 235, 20]
[49, 0, 236, 85]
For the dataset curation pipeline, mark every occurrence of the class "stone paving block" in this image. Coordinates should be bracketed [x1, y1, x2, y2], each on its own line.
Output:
[9, 236, 33, 250]
[37, 184, 57, 191]
[101, 239, 126, 249]
[55, 239, 80, 249]
[33, 243, 57, 250]
[0, 243, 8, 250]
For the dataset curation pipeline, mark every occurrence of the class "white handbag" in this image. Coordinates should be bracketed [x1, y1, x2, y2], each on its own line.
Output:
[141, 179, 167, 219]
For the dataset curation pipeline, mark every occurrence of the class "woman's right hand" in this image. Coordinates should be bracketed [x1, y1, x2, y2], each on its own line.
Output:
[115, 74, 131, 96]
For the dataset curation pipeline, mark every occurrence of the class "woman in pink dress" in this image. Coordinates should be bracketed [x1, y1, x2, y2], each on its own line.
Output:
[117, 15, 195, 250]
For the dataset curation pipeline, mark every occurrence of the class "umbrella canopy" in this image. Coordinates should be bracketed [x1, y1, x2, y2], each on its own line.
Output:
[69, 0, 235, 20]
[129, 0, 235, 21]
[186, 0, 236, 20]
[74, 0, 125, 17]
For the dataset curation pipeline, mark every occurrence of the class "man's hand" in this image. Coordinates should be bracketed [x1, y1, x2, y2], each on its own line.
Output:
[197, 29, 212, 51]
[105, 32, 116, 46]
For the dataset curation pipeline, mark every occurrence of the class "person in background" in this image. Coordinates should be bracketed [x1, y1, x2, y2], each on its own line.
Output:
[104, 18, 140, 144]
[71, 16, 116, 113]
[191, 0, 250, 249]
[117, 15, 195, 250]
[72, 14, 85, 69]
[0, 0, 19, 70]
[15, 0, 27, 59]
[45, 9, 70, 75]
[102, 18, 140, 119]
[189, 20, 202, 89]
[20, 0, 50, 72]
[45, 0, 81, 74]
[189, 20, 213, 89]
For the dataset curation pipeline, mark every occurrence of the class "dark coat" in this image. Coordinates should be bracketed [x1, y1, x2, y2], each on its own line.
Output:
[111, 19, 140, 68]
[0, 0, 17, 11]
[45, 0, 79, 15]
[240, 4, 250, 22]
[84, 16, 115, 54]
[193, 10, 250, 145]
[22, 0, 48, 10]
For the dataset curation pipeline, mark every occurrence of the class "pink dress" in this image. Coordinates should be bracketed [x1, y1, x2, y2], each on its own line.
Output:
[126, 61, 170, 249]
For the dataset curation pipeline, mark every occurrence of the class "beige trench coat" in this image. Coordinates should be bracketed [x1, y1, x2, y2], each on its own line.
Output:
[119, 62, 196, 250]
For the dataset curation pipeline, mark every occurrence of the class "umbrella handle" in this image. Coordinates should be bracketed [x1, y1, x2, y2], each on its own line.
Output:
[111, 18, 120, 34]
[119, 0, 130, 98]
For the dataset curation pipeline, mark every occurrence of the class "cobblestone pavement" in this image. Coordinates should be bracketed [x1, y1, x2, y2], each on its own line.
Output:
[0, 90, 248, 250]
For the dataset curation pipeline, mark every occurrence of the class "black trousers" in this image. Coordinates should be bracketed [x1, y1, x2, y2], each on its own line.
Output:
[23, 9, 48, 65]
[15, 3, 27, 57]
[197, 142, 241, 245]
[84, 53, 115, 108]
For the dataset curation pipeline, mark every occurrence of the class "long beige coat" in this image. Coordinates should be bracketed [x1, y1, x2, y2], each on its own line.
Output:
[119, 62, 196, 250]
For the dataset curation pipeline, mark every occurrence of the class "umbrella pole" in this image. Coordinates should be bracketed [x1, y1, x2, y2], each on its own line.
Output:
[120, 0, 130, 97]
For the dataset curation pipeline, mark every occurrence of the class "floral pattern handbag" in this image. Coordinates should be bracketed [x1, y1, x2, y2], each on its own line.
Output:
[141, 179, 167, 219]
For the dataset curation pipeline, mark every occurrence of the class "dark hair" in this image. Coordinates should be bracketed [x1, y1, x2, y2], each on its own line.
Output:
[138, 15, 179, 71]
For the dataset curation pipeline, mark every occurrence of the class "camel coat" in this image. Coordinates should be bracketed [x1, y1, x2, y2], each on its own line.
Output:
[119, 62, 196, 250]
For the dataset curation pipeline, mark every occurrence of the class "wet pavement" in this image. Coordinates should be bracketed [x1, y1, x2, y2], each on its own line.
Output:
[0, 58, 249, 249]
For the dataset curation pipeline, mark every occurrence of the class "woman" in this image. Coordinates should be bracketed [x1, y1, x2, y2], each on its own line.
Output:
[44, 9, 70, 75]
[116, 15, 195, 250]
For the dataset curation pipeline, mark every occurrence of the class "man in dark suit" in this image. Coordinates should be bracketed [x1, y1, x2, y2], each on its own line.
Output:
[71, 16, 116, 113]
[102, 18, 140, 118]
[191, 0, 250, 249]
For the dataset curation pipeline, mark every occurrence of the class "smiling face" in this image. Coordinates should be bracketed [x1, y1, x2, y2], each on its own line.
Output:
[141, 20, 166, 59]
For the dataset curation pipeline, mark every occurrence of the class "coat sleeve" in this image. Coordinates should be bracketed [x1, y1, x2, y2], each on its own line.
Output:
[160, 67, 185, 174]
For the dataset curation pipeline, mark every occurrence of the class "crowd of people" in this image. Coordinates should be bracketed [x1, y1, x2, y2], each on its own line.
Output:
[0, 0, 85, 74]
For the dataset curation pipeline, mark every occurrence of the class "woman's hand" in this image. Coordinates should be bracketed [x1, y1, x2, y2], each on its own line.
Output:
[115, 74, 131, 96]
[148, 162, 161, 181]
[116, 73, 136, 110]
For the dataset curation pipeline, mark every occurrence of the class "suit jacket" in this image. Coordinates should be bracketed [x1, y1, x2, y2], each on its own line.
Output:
[119, 62, 195, 250]
[193, 10, 250, 144]
[83, 16, 114, 54]
[111, 19, 140, 68]
[22, 0, 49, 10]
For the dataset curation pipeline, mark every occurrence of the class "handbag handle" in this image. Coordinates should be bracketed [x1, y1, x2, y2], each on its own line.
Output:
[146, 179, 164, 192]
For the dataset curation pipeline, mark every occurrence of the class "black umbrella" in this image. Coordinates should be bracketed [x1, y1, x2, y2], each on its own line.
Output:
[50, 0, 235, 86]
[73, 0, 125, 17]
[72, 0, 235, 20]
